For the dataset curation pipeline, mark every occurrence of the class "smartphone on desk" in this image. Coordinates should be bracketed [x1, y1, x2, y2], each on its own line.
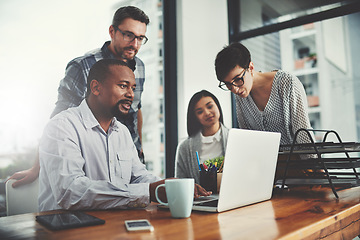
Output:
[125, 219, 154, 232]
[36, 212, 105, 231]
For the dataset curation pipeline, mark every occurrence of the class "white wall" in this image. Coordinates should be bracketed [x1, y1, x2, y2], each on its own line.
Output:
[176, 0, 231, 142]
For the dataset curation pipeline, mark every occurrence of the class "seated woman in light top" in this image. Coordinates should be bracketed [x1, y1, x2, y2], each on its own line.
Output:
[215, 42, 312, 145]
[175, 90, 229, 184]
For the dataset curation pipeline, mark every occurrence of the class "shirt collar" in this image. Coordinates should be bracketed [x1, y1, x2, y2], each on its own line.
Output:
[102, 41, 136, 71]
[79, 99, 121, 132]
[200, 128, 222, 143]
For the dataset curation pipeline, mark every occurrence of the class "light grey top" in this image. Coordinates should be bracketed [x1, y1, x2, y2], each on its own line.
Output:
[39, 100, 160, 211]
[235, 70, 312, 145]
[175, 124, 229, 184]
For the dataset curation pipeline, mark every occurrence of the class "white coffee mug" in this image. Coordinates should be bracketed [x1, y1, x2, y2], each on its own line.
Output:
[155, 178, 194, 218]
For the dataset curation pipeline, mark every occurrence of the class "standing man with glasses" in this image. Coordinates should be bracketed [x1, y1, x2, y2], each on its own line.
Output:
[215, 42, 313, 146]
[8, 6, 150, 187]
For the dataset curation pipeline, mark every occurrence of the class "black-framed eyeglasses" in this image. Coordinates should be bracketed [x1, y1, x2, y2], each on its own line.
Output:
[218, 68, 247, 91]
[113, 25, 148, 45]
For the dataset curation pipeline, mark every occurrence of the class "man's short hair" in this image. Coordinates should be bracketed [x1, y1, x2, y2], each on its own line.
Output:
[86, 59, 129, 97]
[112, 6, 149, 27]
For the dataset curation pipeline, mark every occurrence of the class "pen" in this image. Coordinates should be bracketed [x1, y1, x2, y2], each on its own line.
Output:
[218, 159, 224, 173]
[196, 151, 201, 171]
[203, 163, 208, 171]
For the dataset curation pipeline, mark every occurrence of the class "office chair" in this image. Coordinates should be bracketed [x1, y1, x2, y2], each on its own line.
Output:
[5, 178, 39, 216]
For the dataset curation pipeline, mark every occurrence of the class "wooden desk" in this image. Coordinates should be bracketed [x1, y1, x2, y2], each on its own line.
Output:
[1, 186, 360, 240]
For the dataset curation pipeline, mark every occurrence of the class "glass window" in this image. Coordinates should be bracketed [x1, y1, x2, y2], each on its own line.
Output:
[0, 0, 166, 184]
[240, 0, 347, 31]
[239, 0, 360, 143]
[135, 0, 165, 178]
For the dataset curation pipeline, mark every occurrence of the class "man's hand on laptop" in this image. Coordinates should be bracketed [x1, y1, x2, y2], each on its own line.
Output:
[150, 179, 167, 203]
[150, 180, 211, 203]
[194, 184, 212, 199]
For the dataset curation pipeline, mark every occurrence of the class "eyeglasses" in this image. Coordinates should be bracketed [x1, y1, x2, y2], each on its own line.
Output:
[113, 25, 148, 45]
[218, 68, 247, 91]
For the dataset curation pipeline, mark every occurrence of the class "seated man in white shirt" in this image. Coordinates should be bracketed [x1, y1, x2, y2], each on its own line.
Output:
[39, 59, 210, 211]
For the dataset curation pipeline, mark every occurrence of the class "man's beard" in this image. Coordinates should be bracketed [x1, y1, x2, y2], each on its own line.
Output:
[110, 99, 131, 121]
[120, 46, 137, 60]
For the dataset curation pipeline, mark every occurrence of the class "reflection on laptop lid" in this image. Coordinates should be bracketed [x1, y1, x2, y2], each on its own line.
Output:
[192, 129, 281, 213]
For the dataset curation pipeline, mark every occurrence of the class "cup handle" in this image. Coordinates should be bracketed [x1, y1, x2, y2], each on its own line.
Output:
[155, 184, 168, 205]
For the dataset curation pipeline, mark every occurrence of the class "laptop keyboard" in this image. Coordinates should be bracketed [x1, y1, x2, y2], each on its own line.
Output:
[193, 196, 217, 204]
[196, 199, 218, 207]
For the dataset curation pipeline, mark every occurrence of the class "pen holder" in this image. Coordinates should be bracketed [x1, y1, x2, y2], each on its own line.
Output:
[200, 170, 217, 193]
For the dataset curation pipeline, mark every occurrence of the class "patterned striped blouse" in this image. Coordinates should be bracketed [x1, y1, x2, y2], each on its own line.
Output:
[235, 70, 312, 145]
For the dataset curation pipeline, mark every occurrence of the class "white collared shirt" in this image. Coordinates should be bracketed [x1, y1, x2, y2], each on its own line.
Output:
[39, 100, 161, 211]
[199, 128, 223, 163]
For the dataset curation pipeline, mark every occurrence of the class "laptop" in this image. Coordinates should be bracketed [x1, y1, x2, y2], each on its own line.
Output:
[192, 128, 281, 212]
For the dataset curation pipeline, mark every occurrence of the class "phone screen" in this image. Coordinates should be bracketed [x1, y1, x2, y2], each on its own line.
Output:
[127, 220, 151, 227]
[36, 212, 105, 231]
[125, 219, 153, 231]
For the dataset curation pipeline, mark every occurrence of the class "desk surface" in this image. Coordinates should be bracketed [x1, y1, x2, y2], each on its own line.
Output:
[1, 186, 360, 240]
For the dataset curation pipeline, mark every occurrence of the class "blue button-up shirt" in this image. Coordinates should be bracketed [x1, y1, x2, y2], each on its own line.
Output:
[51, 41, 145, 156]
[39, 100, 160, 211]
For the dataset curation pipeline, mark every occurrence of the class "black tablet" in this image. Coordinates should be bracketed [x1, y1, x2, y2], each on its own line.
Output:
[36, 212, 105, 231]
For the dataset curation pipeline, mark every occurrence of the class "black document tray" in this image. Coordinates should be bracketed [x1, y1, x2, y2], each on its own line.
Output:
[277, 129, 360, 198]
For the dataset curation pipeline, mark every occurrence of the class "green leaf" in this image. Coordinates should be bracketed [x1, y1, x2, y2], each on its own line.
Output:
[204, 156, 224, 168]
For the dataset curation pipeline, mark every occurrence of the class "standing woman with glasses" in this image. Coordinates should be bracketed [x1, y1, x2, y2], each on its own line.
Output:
[215, 42, 312, 145]
[175, 90, 229, 184]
